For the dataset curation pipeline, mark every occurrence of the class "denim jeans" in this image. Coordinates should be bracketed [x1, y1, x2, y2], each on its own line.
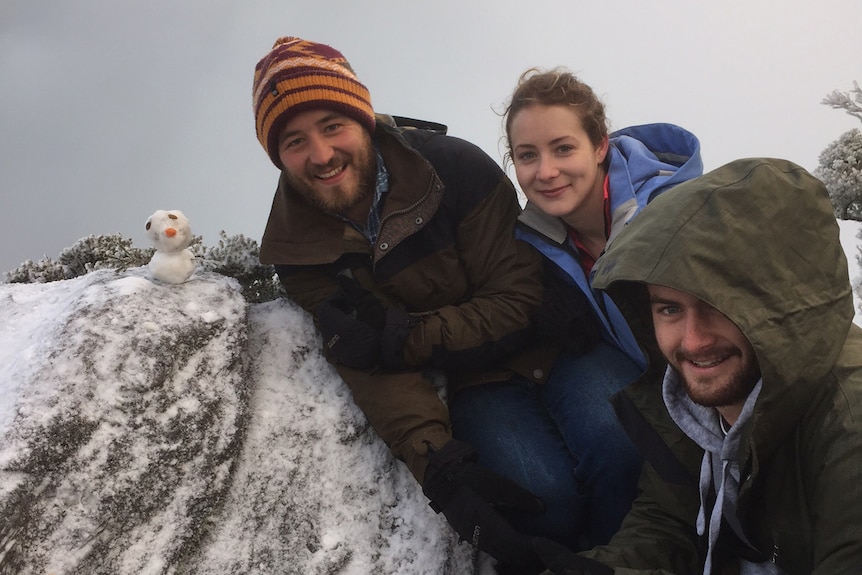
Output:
[448, 341, 643, 551]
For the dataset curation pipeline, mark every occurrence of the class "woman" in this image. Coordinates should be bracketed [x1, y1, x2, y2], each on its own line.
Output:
[450, 68, 703, 560]
[508, 68, 703, 368]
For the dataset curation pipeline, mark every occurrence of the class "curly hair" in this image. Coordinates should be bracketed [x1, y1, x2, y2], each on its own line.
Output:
[503, 67, 608, 164]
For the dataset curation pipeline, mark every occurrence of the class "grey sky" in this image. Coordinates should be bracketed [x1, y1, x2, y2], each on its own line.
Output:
[1, 0, 860, 275]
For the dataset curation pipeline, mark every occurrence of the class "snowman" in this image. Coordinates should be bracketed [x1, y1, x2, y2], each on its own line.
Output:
[145, 209, 196, 284]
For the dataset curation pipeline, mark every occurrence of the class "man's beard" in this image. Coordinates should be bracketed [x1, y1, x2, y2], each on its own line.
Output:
[671, 347, 761, 410]
[286, 141, 377, 216]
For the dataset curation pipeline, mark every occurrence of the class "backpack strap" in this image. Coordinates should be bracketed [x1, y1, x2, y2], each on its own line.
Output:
[376, 113, 448, 135]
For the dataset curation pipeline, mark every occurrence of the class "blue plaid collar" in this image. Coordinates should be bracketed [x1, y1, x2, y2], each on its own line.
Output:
[332, 142, 388, 245]
[364, 144, 389, 245]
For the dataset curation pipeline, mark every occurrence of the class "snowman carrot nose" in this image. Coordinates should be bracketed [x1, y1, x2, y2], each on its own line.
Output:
[165, 228, 177, 237]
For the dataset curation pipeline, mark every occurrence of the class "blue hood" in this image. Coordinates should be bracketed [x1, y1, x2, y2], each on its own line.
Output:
[605, 123, 703, 246]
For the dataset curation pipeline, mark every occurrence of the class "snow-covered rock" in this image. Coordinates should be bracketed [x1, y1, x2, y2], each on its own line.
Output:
[0, 269, 474, 574]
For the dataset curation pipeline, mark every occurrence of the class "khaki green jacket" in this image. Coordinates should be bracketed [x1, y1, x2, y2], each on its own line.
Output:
[586, 158, 862, 574]
[260, 121, 552, 481]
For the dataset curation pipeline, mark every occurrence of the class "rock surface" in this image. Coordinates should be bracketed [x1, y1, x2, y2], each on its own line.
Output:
[0, 270, 474, 574]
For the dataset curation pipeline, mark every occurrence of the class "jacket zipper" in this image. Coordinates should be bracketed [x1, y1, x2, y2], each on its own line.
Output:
[373, 178, 438, 271]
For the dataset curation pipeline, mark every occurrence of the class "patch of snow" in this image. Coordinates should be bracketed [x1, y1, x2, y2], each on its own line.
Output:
[837, 219, 862, 325]
[0, 269, 475, 574]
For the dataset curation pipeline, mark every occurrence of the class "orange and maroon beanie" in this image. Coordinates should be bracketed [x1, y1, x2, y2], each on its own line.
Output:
[252, 36, 376, 169]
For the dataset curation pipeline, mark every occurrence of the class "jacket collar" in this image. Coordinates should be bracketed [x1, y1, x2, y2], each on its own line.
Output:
[518, 202, 568, 245]
[259, 123, 439, 266]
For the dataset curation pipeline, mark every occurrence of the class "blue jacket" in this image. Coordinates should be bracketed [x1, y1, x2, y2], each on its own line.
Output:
[516, 123, 703, 369]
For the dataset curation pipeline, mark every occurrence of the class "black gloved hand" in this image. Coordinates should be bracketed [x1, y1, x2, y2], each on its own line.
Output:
[317, 272, 413, 370]
[379, 306, 414, 370]
[423, 439, 546, 568]
[532, 537, 613, 575]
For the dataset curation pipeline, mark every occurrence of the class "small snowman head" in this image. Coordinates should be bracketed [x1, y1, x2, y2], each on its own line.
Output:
[146, 210, 192, 253]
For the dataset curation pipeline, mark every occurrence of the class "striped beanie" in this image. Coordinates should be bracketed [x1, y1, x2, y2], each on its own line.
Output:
[253, 36, 376, 169]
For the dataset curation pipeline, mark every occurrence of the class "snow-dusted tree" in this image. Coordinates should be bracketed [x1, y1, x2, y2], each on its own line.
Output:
[822, 81, 862, 124]
[198, 231, 282, 303]
[818, 81, 862, 221]
[815, 128, 862, 220]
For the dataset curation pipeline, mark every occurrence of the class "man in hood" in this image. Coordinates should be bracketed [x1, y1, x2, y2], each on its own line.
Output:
[538, 158, 862, 574]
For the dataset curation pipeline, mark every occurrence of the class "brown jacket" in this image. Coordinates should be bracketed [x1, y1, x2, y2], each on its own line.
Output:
[260, 120, 555, 481]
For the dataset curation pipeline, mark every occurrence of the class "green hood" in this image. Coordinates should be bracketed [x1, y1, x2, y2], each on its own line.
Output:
[593, 157, 854, 451]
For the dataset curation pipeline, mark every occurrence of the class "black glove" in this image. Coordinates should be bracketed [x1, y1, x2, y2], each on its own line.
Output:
[532, 264, 602, 357]
[532, 537, 613, 575]
[422, 439, 546, 568]
[316, 272, 413, 370]
[379, 306, 413, 369]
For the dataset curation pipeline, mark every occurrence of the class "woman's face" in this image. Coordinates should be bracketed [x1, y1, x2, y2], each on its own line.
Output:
[509, 104, 608, 228]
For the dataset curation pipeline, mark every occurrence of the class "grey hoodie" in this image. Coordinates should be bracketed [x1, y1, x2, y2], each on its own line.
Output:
[663, 372, 784, 574]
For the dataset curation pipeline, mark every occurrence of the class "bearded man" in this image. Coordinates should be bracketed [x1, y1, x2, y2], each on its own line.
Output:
[538, 158, 862, 575]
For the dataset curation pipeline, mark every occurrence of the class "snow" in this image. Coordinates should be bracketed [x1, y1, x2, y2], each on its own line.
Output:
[0, 268, 475, 574]
[1, 219, 860, 573]
[838, 219, 862, 325]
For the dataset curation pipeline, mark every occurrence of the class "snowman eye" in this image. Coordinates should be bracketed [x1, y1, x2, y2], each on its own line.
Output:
[168, 214, 178, 220]
[146, 221, 151, 230]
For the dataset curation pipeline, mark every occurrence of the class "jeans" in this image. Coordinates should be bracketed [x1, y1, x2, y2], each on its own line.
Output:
[448, 341, 643, 551]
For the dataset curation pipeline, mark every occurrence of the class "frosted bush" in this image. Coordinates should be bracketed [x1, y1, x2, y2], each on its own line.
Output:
[197, 231, 282, 303]
[816, 129, 862, 220]
[4, 232, 282, 304]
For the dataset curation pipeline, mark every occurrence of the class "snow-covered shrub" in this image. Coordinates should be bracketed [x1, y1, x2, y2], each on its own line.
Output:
[4, 232, 281, 304]
[4, 257, 67, 284]
[5, 234, 154, 283]
[197, 231, 282, 303]
[58, 233, 155, 277]
[816, 129, 862, 220]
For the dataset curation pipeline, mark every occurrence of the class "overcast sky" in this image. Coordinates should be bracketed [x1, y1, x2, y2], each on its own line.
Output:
[2, 0, 861, 275]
